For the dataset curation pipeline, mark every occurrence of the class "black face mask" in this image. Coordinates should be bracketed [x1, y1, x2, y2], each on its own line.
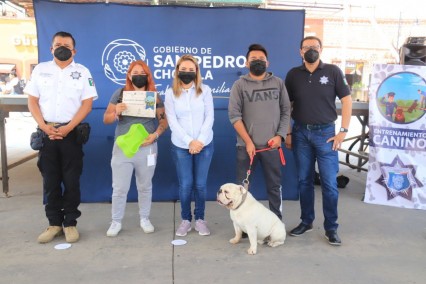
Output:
[304, 49, 320, 63]
[131, 75, 148, 88]
[249, 60, 267, 76]
[54, 46, 72, 61]
[178, 72, 196, 85]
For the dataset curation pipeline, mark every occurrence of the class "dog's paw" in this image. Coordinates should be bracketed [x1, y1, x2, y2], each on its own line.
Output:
[247, 247, 257, 255]
[229, 237, 240, 244]
[267, 240, 285, 247]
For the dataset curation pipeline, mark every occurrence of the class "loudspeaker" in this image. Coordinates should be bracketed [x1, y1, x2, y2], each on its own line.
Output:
[400, 37, 426, 66]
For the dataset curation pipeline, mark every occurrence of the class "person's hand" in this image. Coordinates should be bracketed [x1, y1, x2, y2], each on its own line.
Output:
[141, 133, 157, 146]
[42, 124, 63, 140]
[56, 125, 72, 138]
[115, 103, 127, 115]
[189, 140, 204, 154]
[327, 132, 347, 151]
[267, 135, 282, 149]
[245, 141, 256, 161]
[285, 134, 292, 150]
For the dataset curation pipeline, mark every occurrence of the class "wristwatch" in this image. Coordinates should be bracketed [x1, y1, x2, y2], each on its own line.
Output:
[339, 127, 348, 133]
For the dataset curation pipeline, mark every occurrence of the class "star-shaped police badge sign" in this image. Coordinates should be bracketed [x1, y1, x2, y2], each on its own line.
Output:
[319, 76, 329, 85]
[70, 71, 81, 80]
[376, 155, 423, 201]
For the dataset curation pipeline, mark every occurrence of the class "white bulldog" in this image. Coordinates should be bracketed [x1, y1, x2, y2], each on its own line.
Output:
[217, 183, 286, 255]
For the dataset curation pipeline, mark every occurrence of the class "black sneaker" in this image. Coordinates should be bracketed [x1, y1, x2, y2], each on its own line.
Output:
[290, 223, 313, 236]
[325, 230, 342, 246]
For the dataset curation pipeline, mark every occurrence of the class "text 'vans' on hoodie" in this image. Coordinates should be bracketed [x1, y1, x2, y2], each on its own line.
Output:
[228, 72, 291, 148]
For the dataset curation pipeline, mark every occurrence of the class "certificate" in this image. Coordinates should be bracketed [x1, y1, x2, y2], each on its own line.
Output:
[121, 91, 157, 118]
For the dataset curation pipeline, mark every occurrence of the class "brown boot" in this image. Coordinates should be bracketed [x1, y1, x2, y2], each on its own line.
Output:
[37, 226, 63, 243]
[64, 226, 79, 243]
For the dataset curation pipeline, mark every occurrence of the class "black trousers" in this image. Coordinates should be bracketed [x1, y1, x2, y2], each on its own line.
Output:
[236, 146, 283, 220]
[37, 130, 83, 227]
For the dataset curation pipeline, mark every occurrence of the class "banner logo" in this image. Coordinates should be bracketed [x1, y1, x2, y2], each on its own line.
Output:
[376, 155, 423, 201]
[376, 72, 426, 124]
[102, 39, 146, 85]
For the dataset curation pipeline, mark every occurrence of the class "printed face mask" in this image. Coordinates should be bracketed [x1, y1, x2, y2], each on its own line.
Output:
[178, 71, 196, 85]
[54, 46, 72, 61]
[304, 49, 320, 63]
[249, 60, 267, 76]
[131, 75, 148, 88]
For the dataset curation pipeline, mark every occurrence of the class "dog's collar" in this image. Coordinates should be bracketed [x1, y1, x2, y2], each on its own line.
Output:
[233, 191, 248, 210]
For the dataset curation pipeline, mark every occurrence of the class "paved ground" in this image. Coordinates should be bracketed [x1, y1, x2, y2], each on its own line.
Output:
[1, 114, 425, 284]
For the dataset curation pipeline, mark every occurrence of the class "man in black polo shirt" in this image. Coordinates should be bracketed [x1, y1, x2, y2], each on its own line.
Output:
[284, 36, 352, 246]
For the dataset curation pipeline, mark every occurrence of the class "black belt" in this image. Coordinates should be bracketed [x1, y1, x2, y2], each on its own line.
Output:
[297, 122, 334, 130]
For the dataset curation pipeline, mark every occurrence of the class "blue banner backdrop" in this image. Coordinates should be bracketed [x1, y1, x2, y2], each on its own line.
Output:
[33, 0, 305, 202]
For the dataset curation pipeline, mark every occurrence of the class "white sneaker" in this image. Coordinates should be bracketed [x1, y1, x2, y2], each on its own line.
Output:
[140, 218, 154, 233]
[106, 221, 122, 237]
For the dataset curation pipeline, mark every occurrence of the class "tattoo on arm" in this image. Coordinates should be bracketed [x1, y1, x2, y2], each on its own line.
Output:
[156, 112, 168, 133]
[158, 112, 166, 121]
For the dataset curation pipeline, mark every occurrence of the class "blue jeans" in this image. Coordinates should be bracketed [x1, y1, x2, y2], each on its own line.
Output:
[292, 122, 339, 231]
[171, 142, 214, 221]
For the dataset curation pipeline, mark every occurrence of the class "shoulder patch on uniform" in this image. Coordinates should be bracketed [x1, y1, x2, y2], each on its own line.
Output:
[88, 78, 95, 86]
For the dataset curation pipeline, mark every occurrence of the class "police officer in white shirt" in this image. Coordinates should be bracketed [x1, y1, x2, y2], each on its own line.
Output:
[24, 31, 98, 244]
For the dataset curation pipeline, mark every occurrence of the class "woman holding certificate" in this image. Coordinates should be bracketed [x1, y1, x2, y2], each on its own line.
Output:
[165, 55, 214, 237]
[103, 60, 168, 237]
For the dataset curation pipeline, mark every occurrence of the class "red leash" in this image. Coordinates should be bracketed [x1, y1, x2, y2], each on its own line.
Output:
[242, 144, 286, 188]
